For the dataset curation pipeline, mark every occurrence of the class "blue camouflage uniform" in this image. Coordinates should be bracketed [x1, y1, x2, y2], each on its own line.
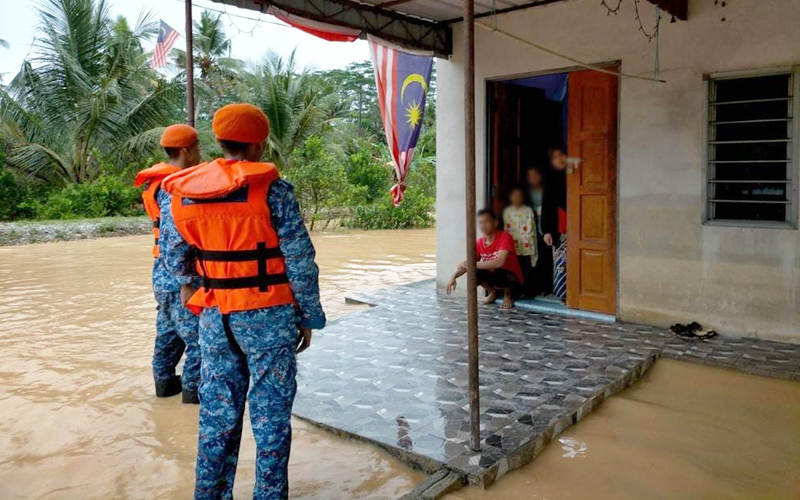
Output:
[160, 179, 325, 500]
[153, 188, 202, 396]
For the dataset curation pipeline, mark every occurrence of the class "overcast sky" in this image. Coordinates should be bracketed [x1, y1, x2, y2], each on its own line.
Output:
[0, 0, 371, 82]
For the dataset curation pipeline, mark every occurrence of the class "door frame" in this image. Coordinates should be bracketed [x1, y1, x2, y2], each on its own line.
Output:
[484, 61, 622, 317]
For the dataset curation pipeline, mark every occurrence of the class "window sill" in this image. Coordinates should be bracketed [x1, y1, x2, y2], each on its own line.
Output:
[703, 219, 798, 230]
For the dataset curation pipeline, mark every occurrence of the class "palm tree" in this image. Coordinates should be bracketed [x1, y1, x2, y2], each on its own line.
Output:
[174, 11, 242, 117]
[0, 0, 181, 185]
[243, 50, 345, 168]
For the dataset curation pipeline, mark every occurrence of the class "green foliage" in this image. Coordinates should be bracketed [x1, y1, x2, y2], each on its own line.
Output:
[0, 0, 182, 186]
[345, 146, 392, 204]
[0, 1, 437, 229]
[347, 192, 435, 230]
[35, 175, 142, 220]
[244, 50, 345, 169]
[0, 168, 37, 221]
[286, 136, 359, 230]
[406, 161, 436, 200]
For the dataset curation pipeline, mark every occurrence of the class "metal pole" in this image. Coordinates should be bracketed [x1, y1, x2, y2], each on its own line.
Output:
[185, 0, 195, 127]
[463, 0, 480, 452]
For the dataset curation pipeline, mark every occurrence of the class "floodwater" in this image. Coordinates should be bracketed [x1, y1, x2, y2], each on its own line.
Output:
[445, 359, 800, 500]
[0, 229, 435, 500]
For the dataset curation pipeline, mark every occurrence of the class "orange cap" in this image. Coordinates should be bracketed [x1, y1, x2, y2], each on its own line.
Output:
[160, 124, 199, 148]
[212, 103, 270, 143]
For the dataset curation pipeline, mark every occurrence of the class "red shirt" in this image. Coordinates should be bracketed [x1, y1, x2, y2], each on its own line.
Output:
[476, 230, 524, 283]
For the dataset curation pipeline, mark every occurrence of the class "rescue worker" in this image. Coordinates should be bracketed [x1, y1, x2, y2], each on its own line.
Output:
[134, 124, 202, 403]
[159, 103, 325, 500]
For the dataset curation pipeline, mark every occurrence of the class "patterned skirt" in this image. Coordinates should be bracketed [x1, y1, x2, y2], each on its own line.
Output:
[553, 234, 567, 299]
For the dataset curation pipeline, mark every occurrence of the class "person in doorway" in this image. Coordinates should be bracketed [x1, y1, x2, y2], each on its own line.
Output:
[543, 146, 569, 300]
[133, 124, 202, 403]
[503, 186, 537, 295]
[527, 166, 553, 296]
[446, 209, 524, 310]
[160, 103, 325, 500]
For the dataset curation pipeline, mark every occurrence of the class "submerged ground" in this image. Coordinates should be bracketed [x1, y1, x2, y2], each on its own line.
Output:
[1, 229, 798, 500]
[445, 358, 800, 500]
[0, 230, 434, 499]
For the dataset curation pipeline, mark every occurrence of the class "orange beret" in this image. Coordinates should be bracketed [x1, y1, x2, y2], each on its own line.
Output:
[212, 103, 270, 143]
[160, 124, 198, 148]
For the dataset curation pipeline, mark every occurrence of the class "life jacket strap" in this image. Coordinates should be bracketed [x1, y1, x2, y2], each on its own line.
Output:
[192, 242, 287, 293]
[201, 274, 290, 291]
[153, 219, 160, 228]
[195, 244, 283, 262]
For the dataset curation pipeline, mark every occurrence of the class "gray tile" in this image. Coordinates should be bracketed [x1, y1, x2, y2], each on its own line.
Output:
[293, 285, 800, 487]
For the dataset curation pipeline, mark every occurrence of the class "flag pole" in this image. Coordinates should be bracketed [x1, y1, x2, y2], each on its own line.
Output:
[463, 0, 480, 452]
[185, 0, 195, 127]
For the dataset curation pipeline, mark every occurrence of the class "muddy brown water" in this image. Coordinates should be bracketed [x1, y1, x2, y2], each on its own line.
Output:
[445, 358, 800, 500]
[3, 230, 799, 500]
[0, 230, 434, 500]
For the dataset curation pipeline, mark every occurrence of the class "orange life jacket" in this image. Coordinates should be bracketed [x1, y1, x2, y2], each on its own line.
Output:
[134, 163, 182, 258]
[162, 159, 296, 315]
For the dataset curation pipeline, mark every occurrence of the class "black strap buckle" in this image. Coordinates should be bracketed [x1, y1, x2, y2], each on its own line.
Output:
[195, 242, 285, 293]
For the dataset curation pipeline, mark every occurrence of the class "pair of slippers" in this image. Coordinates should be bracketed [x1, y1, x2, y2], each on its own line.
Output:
[670, 321, 718, 339]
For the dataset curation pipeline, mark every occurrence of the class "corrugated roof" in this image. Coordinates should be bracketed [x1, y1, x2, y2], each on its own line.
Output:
[212, 0, 686, 56]
[353, 0, 559, 23]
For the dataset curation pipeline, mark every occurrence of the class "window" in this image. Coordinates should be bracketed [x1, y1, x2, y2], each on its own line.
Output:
[707, 70, 797, 226]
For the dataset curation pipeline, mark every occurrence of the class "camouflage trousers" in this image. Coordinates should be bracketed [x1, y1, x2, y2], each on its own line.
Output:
[153, 290, 201, 393]
[194, 305, 299, 500]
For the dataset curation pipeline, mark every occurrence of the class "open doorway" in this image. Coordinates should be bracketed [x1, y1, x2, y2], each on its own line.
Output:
[487, 68, 619, 316]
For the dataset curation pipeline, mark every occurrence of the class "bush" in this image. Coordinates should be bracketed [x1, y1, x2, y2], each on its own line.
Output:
[36, 175, 143, 220]
[345, 148, 392, 204]
[347, 192, 435, 230]
[0, 169, 38, 221]
[287, 136, 360, 230]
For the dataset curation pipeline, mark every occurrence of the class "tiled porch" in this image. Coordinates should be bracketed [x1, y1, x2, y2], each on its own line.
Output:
[293, 282, 800, 487]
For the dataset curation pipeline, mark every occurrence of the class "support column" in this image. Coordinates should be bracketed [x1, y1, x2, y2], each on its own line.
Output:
[463, 0, 480, 452]
[185, 0, 195, 127]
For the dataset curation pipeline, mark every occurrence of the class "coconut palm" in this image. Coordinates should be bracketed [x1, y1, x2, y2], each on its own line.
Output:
[0, 0, 181, 185]
[243, 50, 346, 168]
[174, 10, 242, 117]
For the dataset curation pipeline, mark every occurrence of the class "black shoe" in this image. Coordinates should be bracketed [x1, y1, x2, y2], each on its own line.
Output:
[155, 375, 182, 398]
[182, 390, 200, 405]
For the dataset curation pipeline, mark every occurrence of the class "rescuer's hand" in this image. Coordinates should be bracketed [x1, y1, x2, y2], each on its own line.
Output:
[180, 284, 196, 305]
[543, 233, 554, 247]
[297, 327, 312, 353]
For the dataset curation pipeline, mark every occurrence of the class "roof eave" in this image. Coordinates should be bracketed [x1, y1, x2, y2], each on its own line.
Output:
[212, 0, 452, 57]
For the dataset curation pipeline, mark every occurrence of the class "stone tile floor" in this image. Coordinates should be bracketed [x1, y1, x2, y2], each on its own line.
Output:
[293, 283, 800, 487]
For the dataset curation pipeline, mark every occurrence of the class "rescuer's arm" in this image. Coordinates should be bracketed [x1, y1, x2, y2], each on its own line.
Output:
[269, 180, 326, 331]
[158, 191, 198, 282]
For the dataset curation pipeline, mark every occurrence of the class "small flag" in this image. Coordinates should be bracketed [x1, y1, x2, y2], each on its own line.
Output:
[370, 37, 433, 206]
[152, 21, 180, 69]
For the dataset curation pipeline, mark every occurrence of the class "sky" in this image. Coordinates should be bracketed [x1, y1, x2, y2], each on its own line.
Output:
[0, 0, 371, 82]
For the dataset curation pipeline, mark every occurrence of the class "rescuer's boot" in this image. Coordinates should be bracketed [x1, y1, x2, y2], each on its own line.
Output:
[155, 375, 182, 398]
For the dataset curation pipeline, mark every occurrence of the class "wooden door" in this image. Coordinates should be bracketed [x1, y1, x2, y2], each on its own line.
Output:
[489, 82, 550, 217]
[566, 69, 618, 315]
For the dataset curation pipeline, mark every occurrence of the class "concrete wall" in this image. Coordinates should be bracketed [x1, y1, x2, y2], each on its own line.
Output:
[436, 0, 800, 341]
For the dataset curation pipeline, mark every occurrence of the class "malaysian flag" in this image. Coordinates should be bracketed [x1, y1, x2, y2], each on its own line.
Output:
[151, 21, 179, 69]
[370, 38, 433, 206]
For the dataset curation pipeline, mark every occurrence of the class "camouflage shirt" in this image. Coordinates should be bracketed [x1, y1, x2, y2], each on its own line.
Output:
[152, 188, 199, 293]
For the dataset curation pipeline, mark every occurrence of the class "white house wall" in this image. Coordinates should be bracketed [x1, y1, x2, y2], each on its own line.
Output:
[436, 0, 800, 341]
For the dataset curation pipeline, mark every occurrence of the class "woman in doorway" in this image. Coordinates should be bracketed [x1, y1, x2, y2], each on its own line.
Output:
[526, 166, 552, 296]
[543, 147, 568, 301]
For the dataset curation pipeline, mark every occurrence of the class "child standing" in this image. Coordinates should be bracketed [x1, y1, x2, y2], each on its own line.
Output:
[503, 187, 537, 295]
